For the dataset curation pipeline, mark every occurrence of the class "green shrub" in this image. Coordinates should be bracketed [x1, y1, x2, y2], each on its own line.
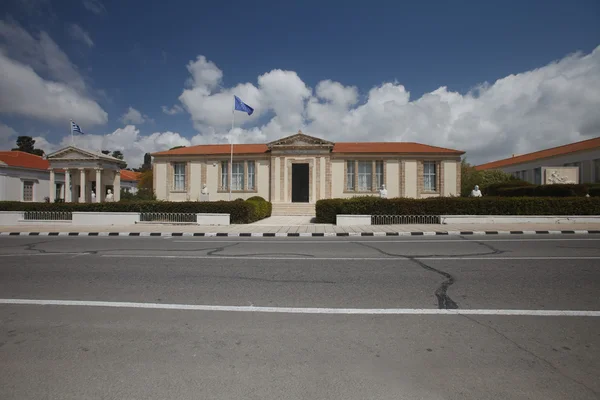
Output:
[495, 184, 589, 197]
[315, 197, 600, 224]
[590, 186, 600, 197]
[245, 197, 272, 221]
[482, 180, 532, 196]
[0, 200, 272, 224]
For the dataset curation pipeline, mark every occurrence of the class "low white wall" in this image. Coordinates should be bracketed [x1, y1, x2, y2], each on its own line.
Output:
[337, 215, 371, 226]
[72, 212, 140, 226]
[440, 215, 600, 224]
[197, 213, 230, 226]
[0, 211, 24, 225]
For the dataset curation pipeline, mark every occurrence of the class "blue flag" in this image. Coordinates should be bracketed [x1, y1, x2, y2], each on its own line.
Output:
[234, 95, 254, 115]
[71, 120, 84, 134]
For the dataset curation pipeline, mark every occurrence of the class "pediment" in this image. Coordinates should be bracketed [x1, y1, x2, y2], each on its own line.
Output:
[48, 147, 97, 160]
[267, 131, 334, 149]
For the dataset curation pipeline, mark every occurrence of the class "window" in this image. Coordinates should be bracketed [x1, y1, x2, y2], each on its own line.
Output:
[232, 162, 244, 191]
[221, 161, 229, 190]
[423, 162, 437, 191]
[55, 183, 62, 200]
[173, 163, 186, 191]
[247, 161, 255, 190]
[346, 160, 355, 191]
[375, 161, 384, 189]
[23, 181, 34, 201]
[358, 161, 372, 191]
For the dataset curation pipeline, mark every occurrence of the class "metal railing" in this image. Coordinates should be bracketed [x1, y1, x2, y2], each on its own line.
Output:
[23, 211, 72, 221]
[371, 215, 440, 225]
[139, 212, 196, 224]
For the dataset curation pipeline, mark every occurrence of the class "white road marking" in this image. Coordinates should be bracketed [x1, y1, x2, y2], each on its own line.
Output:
[1, 299, 598, 316]
[98, 255, 600, 261]
[170, 238, 600, 244]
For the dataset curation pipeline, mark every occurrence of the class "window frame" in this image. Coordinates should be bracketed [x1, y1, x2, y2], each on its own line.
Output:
[423, 161, 437, 192]
[23, 180, 34, 202]
[172, 162, 186, 192]
[247, 161, 255, 190]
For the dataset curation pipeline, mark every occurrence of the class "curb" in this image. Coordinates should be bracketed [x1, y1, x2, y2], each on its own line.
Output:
[1, 230, 599, 237]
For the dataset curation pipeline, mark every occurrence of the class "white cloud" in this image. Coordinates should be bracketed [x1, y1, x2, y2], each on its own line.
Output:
[0, 122, 18, 150]
[0, 20, 107, 126]
[172, 48, 600, 164]
[68, 24, 94, 48]
[120, 107, 150, 124]
[161, 104, 183, 115]
[82, 0, 106, 15]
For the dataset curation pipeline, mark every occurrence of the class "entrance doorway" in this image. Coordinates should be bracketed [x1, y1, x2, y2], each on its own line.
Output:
[291, 163, 309, 203]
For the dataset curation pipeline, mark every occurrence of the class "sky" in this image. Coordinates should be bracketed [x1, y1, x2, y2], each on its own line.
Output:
[0, 0, 599, 168]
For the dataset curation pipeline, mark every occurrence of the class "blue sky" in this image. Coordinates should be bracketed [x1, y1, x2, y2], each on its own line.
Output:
[0, 0, 599, 167]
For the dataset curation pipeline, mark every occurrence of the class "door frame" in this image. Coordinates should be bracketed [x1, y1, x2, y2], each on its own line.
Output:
[287, 159, 313, 203]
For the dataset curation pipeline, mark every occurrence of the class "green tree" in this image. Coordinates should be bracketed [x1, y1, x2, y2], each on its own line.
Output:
[461, 158, 517, 196]
[12, 136, 45, 157]
[111, 150, 124, 160]
[169, 145, 186, 150]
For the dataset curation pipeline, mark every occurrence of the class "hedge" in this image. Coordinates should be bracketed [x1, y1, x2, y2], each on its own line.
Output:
[0, 198, 273, 224]
[496, 184, 589, 197]
[315, 196, 600, 224]
[481, 180, 533, 196]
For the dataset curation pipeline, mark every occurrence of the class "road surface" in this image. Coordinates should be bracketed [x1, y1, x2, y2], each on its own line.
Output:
[1, 235, 599, 399]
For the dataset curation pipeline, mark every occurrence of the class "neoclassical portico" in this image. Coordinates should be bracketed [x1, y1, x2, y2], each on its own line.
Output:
[46, 146, 126, 203]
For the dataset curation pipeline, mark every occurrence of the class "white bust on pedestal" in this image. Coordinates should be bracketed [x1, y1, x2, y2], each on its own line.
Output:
[105, 189, 114, 202]
[470, 185, 482, 197]
[379, 184, 388, 199]
[200, 184, 210, 201]
[91, 191, 96, 202]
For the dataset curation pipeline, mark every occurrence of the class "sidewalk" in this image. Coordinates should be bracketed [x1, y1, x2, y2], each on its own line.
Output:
[1, 221, 599, 236]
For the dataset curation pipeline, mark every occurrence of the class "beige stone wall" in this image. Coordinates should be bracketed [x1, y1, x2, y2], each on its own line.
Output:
[154, 162, 167, 200]
[443, 160, 458, 196]
[386, 160, 400, 198]
[319, 157, 326, 201]
[189, 161, 202, 200]
[404, 160, 418, 198]
[273, 157, 280, 202]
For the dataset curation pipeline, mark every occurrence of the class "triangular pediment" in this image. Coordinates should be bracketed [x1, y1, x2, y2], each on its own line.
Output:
[47, 146, 126, 165]
[267, 131, 334, 148]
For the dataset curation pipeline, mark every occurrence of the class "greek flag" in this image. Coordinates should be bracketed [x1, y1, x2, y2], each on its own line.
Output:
[71, 121, 84, 134]
[234, 95, 254, 115]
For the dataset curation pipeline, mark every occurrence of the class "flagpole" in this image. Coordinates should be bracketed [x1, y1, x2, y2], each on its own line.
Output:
[230, 104, 234, 201]
[70, 120, 74, 145]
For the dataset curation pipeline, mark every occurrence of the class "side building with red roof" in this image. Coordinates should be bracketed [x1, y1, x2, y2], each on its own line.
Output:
[0, 151, 65, 202]
[151, 131, 465, 209]
[475, 137, 600, 185]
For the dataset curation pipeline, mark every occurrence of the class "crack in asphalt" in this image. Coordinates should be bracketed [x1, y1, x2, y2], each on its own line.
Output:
[355, 242, 459, 309]
[464, 315, 599, 397]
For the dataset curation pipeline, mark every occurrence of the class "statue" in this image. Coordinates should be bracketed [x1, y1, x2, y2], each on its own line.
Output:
[200, 183, 210, 201]
[91, 190, 96, 202]
[201, 184, 209, 195]
[470, 185, 482, 197]
[547, 170, 574, 184]
[379, 184, 388, 199]
[105, 189, 114, 202]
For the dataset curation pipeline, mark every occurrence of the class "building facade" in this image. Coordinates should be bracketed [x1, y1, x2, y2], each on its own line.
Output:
[475, 136, 600, 184]
[0, 151, 65, 202]
[151, 132, 464, 203]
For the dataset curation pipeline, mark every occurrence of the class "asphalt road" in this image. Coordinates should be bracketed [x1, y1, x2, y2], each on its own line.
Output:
[1, 235, 599, 399]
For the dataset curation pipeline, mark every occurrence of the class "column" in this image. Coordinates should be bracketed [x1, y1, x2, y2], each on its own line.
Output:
[49, 169, 56, 202]
[65, 169, 72, 202]
[113, 170, 121, 202]
[95, 168, 102, 202]
[79, 168, 86, 203]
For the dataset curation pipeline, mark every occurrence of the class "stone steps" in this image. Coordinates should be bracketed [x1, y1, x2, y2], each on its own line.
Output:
[271, 203, 316, 216]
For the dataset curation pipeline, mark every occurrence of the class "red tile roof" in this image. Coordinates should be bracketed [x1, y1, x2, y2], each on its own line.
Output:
[152, 144, 268, 156]
[475, 136, 600, 171]
[0, 151, 49, 170]
[120, 170, 142, 181]
[332, 142, 464, 154]
[152, 142, 463, 156]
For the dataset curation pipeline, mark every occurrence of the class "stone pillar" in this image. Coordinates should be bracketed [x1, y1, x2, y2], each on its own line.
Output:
[49, 169, 56, 202]
[95, 168, 103, 202]
[79, 168, 86, 203]
[65, 169, 72, 202]
[113, 170, 121, 202]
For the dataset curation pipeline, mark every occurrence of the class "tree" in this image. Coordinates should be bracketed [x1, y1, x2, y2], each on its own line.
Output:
[169, 145, 186, 150]
[140, 153, 152, 171]
[111, 150, 124, 160]
[101, 150, 110, 155]
[136, 169, 155, 200]
[12, 136, 44, 157]
[461, 158, 517, 196]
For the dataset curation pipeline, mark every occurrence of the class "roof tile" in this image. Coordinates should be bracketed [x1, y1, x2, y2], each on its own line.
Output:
[475, 136, 600, 170]
[0, 151, 49, 170]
